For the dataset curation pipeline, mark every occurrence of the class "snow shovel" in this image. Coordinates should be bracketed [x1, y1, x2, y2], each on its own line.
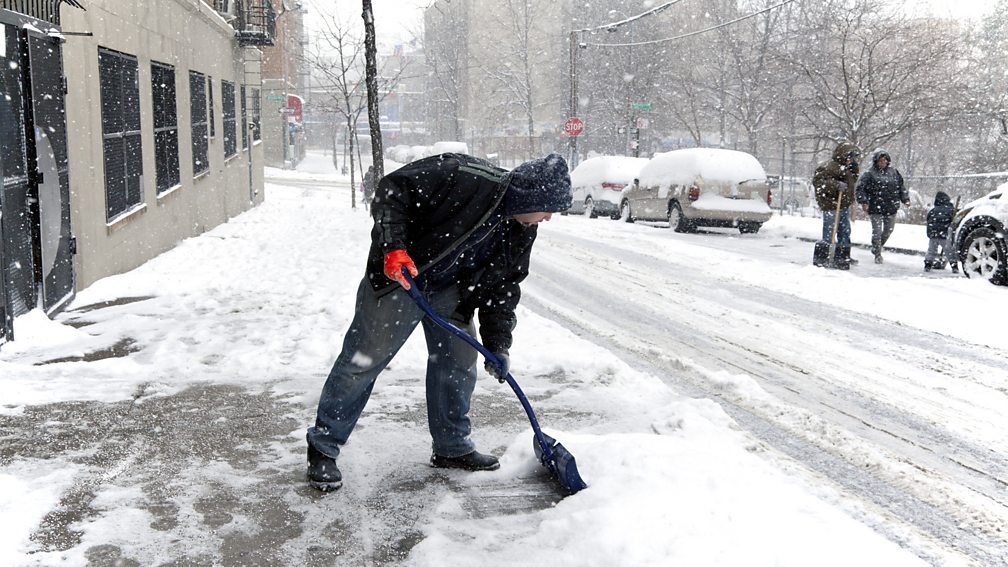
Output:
[402, 270, 588, 494]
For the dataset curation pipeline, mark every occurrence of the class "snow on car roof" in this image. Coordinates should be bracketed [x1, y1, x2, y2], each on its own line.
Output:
[570, 156, 650, 187]
[637, 148, 767, 187]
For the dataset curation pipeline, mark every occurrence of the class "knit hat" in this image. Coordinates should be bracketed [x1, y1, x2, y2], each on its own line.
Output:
[501, 154, 572, 215]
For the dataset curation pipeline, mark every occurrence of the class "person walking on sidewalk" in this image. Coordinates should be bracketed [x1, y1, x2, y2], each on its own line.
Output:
[924, 191, 958, 273]
[361, 165, 375, 212]
[813, 142, 860, 270]
[305, 152, 572, 492]
[856, 149, 909, 264]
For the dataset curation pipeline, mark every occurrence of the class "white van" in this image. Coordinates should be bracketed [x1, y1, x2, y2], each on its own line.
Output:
[620, 148, 773, 233]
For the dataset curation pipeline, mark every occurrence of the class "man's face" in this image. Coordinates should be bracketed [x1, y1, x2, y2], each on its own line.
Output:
[512, 212, 553, 227]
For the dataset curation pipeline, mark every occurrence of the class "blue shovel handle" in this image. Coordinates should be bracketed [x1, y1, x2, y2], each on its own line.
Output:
[400, 269, 556, 463]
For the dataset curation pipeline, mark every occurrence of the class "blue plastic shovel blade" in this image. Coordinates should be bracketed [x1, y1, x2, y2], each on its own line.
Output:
[534, 432, 588, 494]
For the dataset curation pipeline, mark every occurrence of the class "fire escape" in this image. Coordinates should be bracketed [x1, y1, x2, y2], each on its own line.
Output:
[216, 0, 276, 46]
[236, 0, 276, 46]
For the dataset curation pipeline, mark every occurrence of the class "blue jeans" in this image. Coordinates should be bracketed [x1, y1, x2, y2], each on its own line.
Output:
[822, 207, 851, 246]
[307, 278, 478, 459]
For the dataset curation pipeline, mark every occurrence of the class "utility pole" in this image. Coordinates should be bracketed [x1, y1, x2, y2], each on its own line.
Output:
[568, 30, 580, 168]
[568, 2, 678, 166]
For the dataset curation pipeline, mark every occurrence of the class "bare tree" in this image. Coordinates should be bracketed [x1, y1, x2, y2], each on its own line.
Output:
[423, 1, 467, 141]
[304, 9, 366, 208]
[786, 0, 960, 151]
[302, 4, 406, 206]
[718, 0, 788, 155]
[478, 0, 546, 159]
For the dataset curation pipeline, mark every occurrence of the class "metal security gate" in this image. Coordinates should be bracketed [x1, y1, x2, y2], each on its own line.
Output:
[0, 9, 75, 345]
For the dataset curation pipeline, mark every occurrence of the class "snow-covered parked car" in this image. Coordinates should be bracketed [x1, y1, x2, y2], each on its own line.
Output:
[953, 183, 1008, 285]
[567, 156, 649, 219]
[432, 140, 469, 155]
[619, 148, 773, 233]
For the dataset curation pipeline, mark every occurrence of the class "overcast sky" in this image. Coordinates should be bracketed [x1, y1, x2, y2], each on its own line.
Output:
[306, 0, 428, 48]
[304, 0, 995, 54]
[907, 0, 996, 20]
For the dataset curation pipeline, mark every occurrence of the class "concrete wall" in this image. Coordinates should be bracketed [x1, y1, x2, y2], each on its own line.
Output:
[261, 78, 288, 168]
[61, 0, 264, 289]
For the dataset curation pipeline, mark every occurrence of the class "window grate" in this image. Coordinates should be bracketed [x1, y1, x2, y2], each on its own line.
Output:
[99, 47, 144, 221]
[240, 84, 248, 150]
[151, 61, 180, 193]
[189, 70, 209, 176]
[222, 80, 236, 157]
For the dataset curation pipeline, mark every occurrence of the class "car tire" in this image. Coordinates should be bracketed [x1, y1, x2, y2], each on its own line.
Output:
[584, 196, 598, 218]
[738, 222, 762, 234]
[620, 200, 634, 223]
[961, 226, 1008, 285]
[668, 201, 694, 233]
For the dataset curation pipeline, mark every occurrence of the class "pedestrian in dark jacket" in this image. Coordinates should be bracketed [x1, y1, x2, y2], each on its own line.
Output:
[306, 152, 572, 492]
[924, 191, 957, 272]
[361, 165, 375, 211]
[812, 142, 860, 269]
[856, 149, 909, 264]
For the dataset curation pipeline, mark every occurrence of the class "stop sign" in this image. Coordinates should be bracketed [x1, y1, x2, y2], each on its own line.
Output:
[564, 117, 585, 137]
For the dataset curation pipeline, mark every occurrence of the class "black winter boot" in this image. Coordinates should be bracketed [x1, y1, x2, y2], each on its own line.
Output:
[924, 260, 933, 272]
[307, 442, 342, 492]
[951, 262, 959, 274]
[431, 450, 500, 471]
[834, 246, 851, 270]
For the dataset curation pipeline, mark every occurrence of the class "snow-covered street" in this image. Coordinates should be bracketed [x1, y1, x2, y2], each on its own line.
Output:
[1, 153, 1006, 566]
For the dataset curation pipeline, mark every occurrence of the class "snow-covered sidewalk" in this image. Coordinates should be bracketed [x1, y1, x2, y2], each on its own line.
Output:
[0, 153, 938, 566]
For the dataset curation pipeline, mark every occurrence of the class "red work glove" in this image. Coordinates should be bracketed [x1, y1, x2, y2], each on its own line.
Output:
[383, 249, 418, 289]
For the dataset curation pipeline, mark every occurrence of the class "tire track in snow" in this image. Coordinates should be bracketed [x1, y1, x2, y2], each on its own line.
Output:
[522, 229, 1008, 566]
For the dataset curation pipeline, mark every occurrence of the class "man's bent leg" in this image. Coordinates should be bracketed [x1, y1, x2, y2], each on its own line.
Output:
[420, 290, 479, 458]
[307, 279, 423, 458]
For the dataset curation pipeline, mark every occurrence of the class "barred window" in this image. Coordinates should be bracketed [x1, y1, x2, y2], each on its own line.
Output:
[99, 47, 144, 221]
[251, 87, 261, 141]
[222, 80, 236, 157]
[189, 71, 209, 176]
[151, 62, 180, 193]
[240, 84, 248, 150]
[208, 75, 215, 138]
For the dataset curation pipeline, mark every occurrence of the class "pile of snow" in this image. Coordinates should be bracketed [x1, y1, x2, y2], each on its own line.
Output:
[570, 155, 649, 188]
[431, 140, 469, 155]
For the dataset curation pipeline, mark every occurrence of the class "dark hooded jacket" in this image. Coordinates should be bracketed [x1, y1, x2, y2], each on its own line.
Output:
[855, 149, 908, 216]
[926, 191, 955, 239]
[366, 152, 571, 353]
[362, 166, 375, 202]
[813, 142, 860, 211]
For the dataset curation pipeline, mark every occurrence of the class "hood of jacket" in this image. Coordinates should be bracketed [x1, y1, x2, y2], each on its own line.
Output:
[871, 149, 892, 170]
[831, 142, 860, 166]
[934, 191, 952, 207]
